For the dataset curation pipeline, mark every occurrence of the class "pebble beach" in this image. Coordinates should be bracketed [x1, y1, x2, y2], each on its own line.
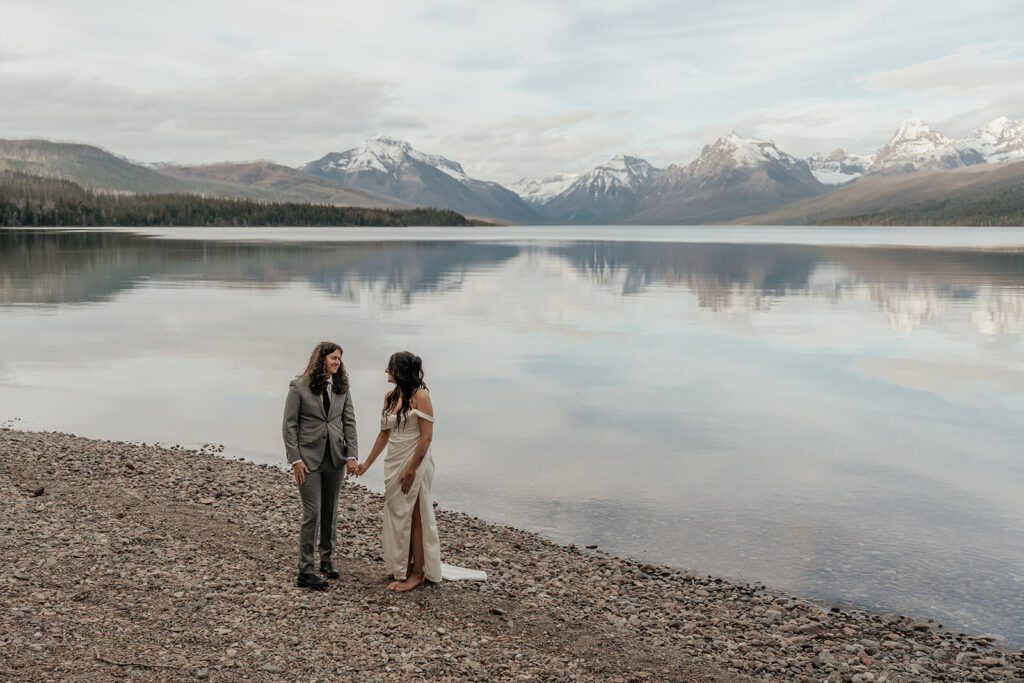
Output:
[1, 428, 1022, 682]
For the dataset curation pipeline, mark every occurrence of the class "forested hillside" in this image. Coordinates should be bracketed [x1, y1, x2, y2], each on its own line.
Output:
[0, 171, 479, 227]
[820, 180, 1024, 227]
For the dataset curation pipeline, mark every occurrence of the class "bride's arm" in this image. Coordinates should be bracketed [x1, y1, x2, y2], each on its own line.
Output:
[357, 397, 392, 475]
[400, 390, 434, 486]
[359, 429, 389, 474]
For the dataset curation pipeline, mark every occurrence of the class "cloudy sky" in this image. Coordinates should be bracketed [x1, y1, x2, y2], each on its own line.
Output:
[2, 0, 1023, 183]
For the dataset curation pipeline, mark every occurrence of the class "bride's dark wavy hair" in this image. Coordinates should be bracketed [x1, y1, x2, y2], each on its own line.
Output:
[301, 341, 348, 395]
[384, 351, 427, 429]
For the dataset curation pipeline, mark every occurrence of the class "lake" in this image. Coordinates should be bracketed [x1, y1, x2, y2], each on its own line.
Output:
[2, 226, 1023, 643]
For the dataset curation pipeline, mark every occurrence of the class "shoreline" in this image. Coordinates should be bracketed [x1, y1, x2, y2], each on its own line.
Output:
[1, 428, 1021, 682]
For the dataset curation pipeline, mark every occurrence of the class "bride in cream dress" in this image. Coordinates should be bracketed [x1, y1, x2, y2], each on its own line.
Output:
[355, 352, 484, 591]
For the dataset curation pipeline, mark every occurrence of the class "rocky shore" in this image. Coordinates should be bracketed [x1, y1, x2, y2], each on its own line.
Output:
[1, 429, 1021, 682]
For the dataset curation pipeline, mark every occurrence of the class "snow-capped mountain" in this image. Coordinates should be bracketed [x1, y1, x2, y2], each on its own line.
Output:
[868, 119, 984, 175]
[571, 154, 660, 192]
[507, 173, 579, 205]
[684, 133, 806, 174]
[540, 154, 662, 223]
[963, 116, 1024, 163]
[301, 134, 538, 222]
[312, 134, 470, 180]
[806, 148, 873, 186]
[631, 133, 828, 224]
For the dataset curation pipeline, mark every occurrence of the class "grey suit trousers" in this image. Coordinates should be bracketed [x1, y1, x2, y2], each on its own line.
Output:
[297, 443, 343, 574]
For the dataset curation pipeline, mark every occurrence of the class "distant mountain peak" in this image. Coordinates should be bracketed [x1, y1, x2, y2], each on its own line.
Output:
[370, 132, 410, 145]
[528, 153, 661, 223]
[632, 133, 827, 224]
[591, 153, 657, 177]
[315, 134, 469, 182]
[689, 133, 797, 173]
[978, 116, 1013, 132]
[572, 153, 659, 194]
[367, 133, 410, 148]
[869, 118, 984, 174]
[508, 173, 580, 204]
[966, 116, 1024, 163]
[806, 148, 872, 186]
[891, 118, 936, 140]
[300, 136, 536, 223]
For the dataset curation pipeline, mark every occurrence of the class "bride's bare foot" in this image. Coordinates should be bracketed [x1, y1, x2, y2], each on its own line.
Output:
[388, 573, 424, 593]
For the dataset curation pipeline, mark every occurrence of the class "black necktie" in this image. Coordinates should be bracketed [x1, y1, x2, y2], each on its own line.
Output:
[322, 386, 330, 415]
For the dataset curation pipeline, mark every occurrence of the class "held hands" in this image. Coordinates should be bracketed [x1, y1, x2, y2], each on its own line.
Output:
[297, 459, 366, 481]
[344, 458, 413, 489]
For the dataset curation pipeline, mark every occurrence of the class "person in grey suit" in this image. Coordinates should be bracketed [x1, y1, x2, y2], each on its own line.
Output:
[282, 341, 358, 590]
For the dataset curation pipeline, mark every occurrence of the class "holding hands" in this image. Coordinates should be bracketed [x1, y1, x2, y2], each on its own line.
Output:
[348, 459, 413, 492]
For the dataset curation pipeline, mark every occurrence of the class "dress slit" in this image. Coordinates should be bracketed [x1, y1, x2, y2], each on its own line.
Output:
[381, 409, 443, 583]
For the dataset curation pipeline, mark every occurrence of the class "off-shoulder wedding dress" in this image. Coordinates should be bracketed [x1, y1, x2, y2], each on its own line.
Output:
[381, 408, 486, 583]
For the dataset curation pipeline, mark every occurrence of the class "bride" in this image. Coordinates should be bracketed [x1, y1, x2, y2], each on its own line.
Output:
[356, 352, 481, 591]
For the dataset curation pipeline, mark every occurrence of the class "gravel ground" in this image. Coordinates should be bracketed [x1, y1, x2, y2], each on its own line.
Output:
[1, 429, 1021, 682]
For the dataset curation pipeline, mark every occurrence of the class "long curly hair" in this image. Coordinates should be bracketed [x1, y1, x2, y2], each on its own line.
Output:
[301, 341, 349, 395]
[383, 351, 427, 429]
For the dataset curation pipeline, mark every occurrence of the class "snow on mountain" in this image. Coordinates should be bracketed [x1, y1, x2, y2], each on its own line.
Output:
[868, 119, 984, 175]
[683, 132, 813, 177]
[538, 154, 661, 223]
[630, 133, 828, 224]
[316, 133, 470, 181]
[301, 135, 538, 223]
[963, 116, 1024, 163]
[569, 154, 660, 194]
[806, 148, 873, 186]
[508, 173, 579, 204]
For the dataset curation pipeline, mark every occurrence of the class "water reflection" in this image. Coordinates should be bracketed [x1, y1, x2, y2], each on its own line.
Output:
[0, 230, 521, 306]
[4, 231, 1024, 336]
[1, 228, 1023, 644]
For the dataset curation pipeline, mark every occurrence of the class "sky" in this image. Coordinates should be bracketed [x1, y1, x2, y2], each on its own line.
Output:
[2, 0, 1024, 184]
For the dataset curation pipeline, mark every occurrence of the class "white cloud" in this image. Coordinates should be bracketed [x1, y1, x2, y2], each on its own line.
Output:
[866, 45, 1024, 95]
[0, 72, 421, 164]
[1, 0, 1023, 179]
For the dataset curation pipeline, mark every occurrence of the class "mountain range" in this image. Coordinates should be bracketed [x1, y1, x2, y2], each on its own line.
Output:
[630, 133, 828, 223]
[2, 116, 1023, 225]
[0, 139, 398, 209]
[301, 134, 537, 223]
[534, 154, 660, 224]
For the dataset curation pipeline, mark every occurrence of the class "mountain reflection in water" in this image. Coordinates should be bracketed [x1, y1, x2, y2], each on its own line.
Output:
[1, 228, 1023, 644]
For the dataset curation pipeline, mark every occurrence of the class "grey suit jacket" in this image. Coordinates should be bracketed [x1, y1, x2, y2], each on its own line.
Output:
[282, 376, 358, 471]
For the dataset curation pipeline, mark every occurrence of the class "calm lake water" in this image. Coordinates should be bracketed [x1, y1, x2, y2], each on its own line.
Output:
[2, 226, 1024, 643]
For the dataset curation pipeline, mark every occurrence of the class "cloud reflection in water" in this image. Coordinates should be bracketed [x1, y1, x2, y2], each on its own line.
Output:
[1, 228, 1023, 642]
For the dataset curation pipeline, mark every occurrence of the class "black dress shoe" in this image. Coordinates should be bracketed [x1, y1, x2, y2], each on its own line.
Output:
[319, 563, 341, 580]
[296, 572, 328, 591]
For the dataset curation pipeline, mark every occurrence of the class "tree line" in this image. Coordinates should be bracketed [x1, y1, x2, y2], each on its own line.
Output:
[821, 181, 1024, 227]
[0, 171, 481, 227]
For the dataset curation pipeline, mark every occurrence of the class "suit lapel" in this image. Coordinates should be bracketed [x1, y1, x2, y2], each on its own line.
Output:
[328, 391, 342, 421]
[304, 377, 328, 419]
